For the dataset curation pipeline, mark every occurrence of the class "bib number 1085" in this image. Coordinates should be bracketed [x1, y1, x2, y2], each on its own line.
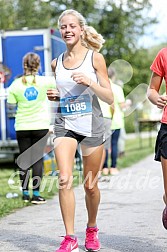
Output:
[60, 94, 92, 117]
[65, 102, 86, 112]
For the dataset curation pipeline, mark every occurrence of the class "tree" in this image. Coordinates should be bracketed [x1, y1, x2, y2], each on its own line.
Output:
[96, 0, 156, 61]
[14, 0, 52, 29]
[0, 0, 159, 95]
[92, 0, 157, 95]
[48, 0, 97, 28]
[0, 0, 98, 29]
[0, 0, 16, 30]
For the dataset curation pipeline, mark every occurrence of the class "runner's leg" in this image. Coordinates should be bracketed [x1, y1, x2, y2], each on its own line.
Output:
[81, 144, 103, 227]
[54, 137, 78, 235]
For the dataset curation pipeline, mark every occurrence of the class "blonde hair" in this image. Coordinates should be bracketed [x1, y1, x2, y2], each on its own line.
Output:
[22, 52, 40, 84]
[58, 9, 105, 52]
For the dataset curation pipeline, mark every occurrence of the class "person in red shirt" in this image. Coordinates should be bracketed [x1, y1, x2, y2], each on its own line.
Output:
[147, 47, 167, 230]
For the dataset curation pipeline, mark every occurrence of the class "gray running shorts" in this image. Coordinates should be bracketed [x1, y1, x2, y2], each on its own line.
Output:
[53, 127, 105, 147]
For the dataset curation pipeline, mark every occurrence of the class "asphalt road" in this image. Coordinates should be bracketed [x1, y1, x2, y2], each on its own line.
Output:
[0, 154, 167, 252]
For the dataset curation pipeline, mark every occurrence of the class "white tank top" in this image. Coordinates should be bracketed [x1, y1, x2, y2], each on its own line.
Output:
[55, 50, 104, 137]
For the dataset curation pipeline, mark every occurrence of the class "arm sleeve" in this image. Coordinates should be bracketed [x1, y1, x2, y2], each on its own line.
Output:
[7, 85, 17, 104]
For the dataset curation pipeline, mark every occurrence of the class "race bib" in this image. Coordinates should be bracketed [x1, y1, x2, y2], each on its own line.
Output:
[60, 94, 92, 117]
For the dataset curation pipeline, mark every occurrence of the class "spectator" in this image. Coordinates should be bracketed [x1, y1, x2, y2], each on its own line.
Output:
[108, 67, 126, 175]
[7, 52, 56, 204]
[98, 99, 113, 178]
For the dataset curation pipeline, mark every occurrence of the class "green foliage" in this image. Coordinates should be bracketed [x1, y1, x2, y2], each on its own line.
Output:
[117, 136, 155, 169]
[124, 42, 167, 98]
[49, 0, 97, 28]
[0, 0, 16, 30]
[125, 113, 136, 133]
[98, 0, 157, 62]
[123, 48, 152, 96]
[0, 0, 164, 103]
[92, 0, 158, 98]
[0, 0, 97, 30]
[14, 0, 53, 29]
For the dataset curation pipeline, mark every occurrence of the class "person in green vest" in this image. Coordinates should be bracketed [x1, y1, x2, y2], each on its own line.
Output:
[108, 67, 126, 175]
[7, 52, 56, 204]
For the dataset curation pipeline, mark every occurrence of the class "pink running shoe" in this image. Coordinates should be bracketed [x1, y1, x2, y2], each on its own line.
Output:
[55, 235, 79, 252]
[85, 227, 100, 251]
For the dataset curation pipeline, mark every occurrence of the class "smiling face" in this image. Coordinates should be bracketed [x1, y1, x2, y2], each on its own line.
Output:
[59, 14, 84, 47]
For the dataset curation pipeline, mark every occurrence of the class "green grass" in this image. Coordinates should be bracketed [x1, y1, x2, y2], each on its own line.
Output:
[0, 168, 82, 218]
[117, 136, 156, 169]
[0, 169, 24, 217]
[0, 136, 155, 218]
[0, 167, 61, 217]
